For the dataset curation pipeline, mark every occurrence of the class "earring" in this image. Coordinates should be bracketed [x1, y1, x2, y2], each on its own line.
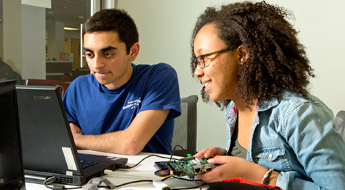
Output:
[240, 58, 246, 64]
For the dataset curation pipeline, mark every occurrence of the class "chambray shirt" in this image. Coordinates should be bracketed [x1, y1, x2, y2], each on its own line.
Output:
[225, 91, 345, 190]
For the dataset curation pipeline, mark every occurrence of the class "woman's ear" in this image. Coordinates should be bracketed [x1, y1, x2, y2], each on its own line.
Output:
[237, 44, 249, 64]
[129, 42, 140, 61]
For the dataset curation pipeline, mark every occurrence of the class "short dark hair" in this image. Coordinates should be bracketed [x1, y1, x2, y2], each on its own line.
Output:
[191, 1, 314, 109]
[83, 9, 139, 54]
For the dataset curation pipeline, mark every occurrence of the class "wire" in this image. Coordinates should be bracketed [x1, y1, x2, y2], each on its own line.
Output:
[170, 183, 206, 190]
[125, 154, 179, 169]
[160, 176, 205, 190]
[114, 179, 153, 188]
[43, 152, 199, 190]
[170, 144, 188, 162]
[169, 177, 206, 190]
[118, 152, 206, 189]
[43, 176, 56, 189]
[172, 176, 202, 182]
[161, 176, 173, 181]
[113, 179, 204, 190]
[172, 145, 185, 151]
[43, 176, 81, 190]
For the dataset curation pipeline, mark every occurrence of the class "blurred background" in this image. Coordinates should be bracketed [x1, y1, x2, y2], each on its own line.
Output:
[1, 0, 344, 151]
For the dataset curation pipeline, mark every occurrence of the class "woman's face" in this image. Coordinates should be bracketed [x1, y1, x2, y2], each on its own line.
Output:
[193, 23, 241, 102]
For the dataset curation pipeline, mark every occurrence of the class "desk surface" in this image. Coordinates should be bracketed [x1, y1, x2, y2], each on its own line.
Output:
[25, 150, 205, 190]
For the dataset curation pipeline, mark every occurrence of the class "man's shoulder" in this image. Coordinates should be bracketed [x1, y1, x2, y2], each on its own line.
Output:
[71, 74, 92, 83]
[132, 63, 177, 82]
[68, 74, 94, 90]
[135, 62, 175, 72]
[153, 63, 175, 71]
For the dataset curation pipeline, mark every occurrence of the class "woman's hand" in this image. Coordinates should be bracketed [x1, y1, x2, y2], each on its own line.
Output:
[194, 147, 226, 159]
[199, 155, 272, 184]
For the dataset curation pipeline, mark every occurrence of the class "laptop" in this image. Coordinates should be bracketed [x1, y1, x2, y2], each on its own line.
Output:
[0, 80, 25, 190]
[15, 85, 128, 185]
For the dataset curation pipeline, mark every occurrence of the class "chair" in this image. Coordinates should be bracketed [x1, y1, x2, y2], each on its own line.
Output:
[335, 110, 345, 140]
[25, 79, 69, 98]
[172, 95, 198, 157]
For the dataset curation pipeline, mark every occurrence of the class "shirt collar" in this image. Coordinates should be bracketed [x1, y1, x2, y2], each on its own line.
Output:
[257, 97, 279, 112]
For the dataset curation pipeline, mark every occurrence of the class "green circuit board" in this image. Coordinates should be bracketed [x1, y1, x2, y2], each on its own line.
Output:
[154, 156, 216, 178]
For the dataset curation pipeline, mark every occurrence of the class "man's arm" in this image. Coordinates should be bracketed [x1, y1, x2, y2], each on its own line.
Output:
[69, 109, 170, 155]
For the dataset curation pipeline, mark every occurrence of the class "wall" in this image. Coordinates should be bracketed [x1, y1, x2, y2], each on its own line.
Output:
[117, 0, 345, 151]
[3, 0, 46, 79]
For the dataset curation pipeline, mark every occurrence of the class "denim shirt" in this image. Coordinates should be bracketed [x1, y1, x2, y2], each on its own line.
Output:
[225, 91, 345, 190]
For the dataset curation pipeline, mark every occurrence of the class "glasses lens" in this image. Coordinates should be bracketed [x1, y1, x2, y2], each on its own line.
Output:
[197, 56, 204, 69]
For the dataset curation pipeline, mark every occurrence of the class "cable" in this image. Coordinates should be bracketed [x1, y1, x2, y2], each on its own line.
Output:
[43, 176, 57, 189]
[124, 154, 179, 169]
[170, 145, 187, 161]
[122, 146, 189, 169]
[170, 183, 206, 190]
[169, 177, 205, 190]
[114, 179, 153, 188]
[161, 176, 173, 181]
[159, 176, 205, 190]
[44, 152, 199, 190]
[172, 176, 202, 182]
[153, 180, 171, 190]
[172, 145, 185, 151]
[43, 176, 81, 190]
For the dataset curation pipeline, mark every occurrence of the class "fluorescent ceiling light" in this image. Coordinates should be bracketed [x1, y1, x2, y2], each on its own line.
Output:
[64, 27, 79, 31]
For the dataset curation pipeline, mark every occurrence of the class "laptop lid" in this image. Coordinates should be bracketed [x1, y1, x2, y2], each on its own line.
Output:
[15, 85, 126, 185]
[0, 80, 25, 190]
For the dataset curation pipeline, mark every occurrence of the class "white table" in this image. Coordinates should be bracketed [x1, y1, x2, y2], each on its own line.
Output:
[25, 150, 206, 190]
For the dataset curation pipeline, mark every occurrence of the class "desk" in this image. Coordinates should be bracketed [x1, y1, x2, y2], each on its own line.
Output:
[25, 150, 205, 190]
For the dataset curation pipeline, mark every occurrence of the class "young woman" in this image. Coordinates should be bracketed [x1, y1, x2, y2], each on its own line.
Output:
[191, 2, 345, 189]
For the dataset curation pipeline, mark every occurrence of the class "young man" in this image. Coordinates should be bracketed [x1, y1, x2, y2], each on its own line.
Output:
[63, 9, 181, 155]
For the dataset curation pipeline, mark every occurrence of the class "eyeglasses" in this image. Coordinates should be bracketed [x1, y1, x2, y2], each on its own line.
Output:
[195, 47, 233, 69]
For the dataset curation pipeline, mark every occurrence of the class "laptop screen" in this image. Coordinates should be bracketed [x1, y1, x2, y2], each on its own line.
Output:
[0, 80, 25, 190]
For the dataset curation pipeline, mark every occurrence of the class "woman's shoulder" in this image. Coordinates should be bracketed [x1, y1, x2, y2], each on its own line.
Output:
[277, 91, 331, 113]
[269, 91, 333, 126]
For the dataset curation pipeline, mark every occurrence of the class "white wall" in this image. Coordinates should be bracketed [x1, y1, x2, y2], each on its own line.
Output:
[21, 4, 46, 79]
[117, 0, 345, 152]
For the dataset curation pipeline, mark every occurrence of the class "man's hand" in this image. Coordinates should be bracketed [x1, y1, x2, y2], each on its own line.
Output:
[68, 109, 170, 155]
[69, 123, 83, 148]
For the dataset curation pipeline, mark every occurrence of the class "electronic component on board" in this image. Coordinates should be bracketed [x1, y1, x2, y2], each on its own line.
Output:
[154, 156, 216, 178]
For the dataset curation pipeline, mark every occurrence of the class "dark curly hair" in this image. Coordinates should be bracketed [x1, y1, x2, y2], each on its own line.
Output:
[190, 1, 314, 109]
[83, 9, 138, 54]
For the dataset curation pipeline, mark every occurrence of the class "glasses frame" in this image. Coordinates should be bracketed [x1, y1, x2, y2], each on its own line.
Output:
[195, 47, 233, 69]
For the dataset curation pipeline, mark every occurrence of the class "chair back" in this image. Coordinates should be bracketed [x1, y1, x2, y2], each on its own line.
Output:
[335, 110, 345, 140]
[172, 95, 198, 156]
[25, 79, 68, 98]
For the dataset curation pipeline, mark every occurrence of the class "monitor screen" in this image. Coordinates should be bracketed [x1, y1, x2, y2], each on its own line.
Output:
[0, 80, 25, 190]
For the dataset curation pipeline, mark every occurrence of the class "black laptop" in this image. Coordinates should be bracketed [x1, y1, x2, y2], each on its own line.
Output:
[0, 80, 25, 190]
[15, 85, 127, 185]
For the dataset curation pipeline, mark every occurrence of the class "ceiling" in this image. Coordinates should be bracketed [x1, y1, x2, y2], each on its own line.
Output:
[46, 0, 91, 29]
[0, 0, 91, 29]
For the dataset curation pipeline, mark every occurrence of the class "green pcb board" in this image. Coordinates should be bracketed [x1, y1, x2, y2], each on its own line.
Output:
[154, 156, 216, 178]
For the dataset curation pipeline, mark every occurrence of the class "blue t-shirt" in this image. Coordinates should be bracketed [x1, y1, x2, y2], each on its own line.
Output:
[63, 63, 181, 154]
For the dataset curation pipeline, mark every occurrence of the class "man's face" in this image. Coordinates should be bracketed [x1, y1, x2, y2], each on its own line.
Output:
[83, 31, 138, 89]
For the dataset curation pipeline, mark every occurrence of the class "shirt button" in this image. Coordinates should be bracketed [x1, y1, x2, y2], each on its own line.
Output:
[269, 153, 273, 158]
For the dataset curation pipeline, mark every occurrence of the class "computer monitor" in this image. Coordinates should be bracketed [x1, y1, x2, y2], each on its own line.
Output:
[0, 80, 25, 190]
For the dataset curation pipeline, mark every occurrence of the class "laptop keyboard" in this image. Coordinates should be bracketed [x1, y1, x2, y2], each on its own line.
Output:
[80, 159, 98, 169]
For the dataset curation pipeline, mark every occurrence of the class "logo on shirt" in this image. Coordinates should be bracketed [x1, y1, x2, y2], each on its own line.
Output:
[123, 99, 141, 110]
